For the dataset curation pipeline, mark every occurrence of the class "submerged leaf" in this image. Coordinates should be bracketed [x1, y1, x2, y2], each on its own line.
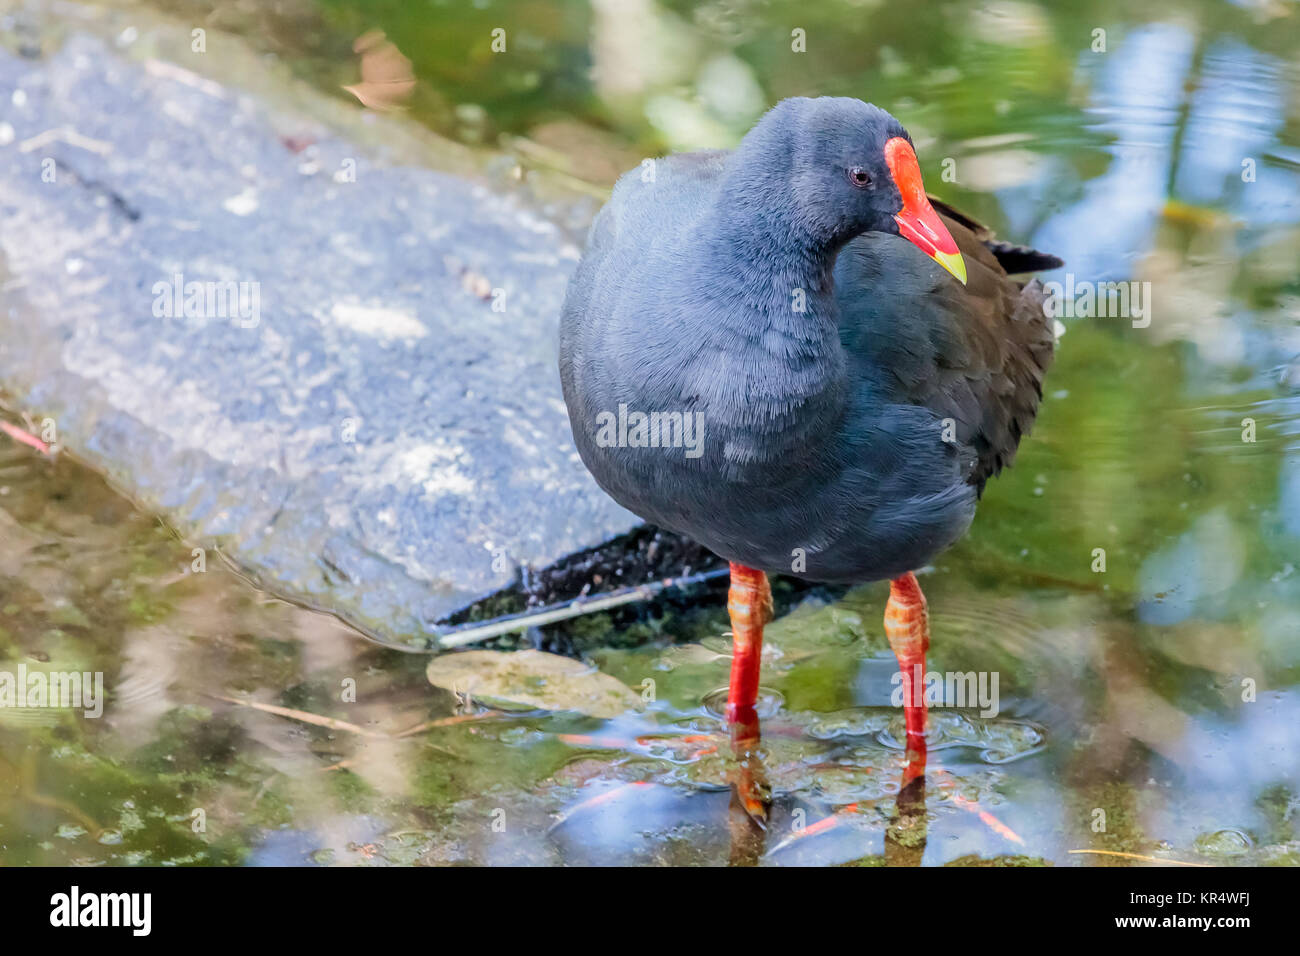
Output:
[426, 650, 641, 719]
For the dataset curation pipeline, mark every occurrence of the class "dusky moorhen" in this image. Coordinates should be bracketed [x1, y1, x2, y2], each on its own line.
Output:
[560, 96, 1060, 782]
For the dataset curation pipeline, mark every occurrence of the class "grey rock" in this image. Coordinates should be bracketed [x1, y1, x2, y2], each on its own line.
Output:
[0, 32, 639, 646]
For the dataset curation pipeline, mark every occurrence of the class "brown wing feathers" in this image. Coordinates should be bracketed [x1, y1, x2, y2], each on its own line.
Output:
[932, 206, 1057, 488]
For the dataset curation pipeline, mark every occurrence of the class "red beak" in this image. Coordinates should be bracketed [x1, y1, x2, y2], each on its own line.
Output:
[884, 137, 967, 285]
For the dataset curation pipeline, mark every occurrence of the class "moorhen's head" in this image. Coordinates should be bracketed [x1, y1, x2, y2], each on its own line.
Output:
[731, 96, 967, 284]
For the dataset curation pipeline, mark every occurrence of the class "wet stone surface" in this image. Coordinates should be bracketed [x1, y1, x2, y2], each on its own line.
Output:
[0, 30, 638, 647]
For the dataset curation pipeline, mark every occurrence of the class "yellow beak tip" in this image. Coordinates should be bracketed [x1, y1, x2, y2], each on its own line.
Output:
[935, 250, 967, 286]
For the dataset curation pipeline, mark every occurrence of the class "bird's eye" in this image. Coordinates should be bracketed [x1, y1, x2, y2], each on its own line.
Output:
[848, 166, 872, 188]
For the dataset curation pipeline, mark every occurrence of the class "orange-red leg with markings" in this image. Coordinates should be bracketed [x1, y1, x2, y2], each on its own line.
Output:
[726, 562, 773, 827]
[726, 562, 772, 744]
[885, 571, 930, 785]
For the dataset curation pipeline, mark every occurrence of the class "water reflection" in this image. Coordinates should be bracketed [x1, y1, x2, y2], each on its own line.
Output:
[2, 434, 1295, 863]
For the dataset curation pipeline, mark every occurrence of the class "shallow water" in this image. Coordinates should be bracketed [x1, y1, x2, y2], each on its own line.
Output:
[1, 0, 1299, 865]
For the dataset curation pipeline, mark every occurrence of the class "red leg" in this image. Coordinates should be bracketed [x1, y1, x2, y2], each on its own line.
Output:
[885, 571, 930, 785]
[726, 562, 771, 743]
[726, 562, 772, 827]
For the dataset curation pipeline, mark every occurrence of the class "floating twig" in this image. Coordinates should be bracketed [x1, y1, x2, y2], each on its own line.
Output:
[548, 781, 652, 833]
[393, 710, 502, 738]
[206, 693, 387, 738]
[0, 420, 52, 456]
[1068, 849, 1210, 867]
